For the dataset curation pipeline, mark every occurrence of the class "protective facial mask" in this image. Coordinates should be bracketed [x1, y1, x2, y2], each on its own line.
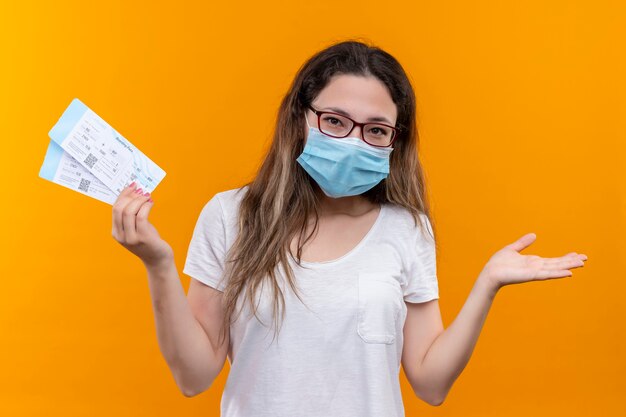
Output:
[296, 113, 393, 198]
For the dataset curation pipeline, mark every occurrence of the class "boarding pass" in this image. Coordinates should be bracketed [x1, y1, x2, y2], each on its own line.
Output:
[39, 98, 166, 205]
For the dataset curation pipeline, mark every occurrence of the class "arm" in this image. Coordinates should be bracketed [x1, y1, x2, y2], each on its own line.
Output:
[403, 233, 587, 405]
[111, 183, 227, 397]
[145, 258, 224, 397]
[403, 276, 497, 406]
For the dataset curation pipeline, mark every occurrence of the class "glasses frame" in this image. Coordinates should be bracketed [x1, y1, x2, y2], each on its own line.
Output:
[307, 104, 400, 148]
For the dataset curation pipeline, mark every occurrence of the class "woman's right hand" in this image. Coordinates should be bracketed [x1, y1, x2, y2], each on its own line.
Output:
[112, 182, 174, 268]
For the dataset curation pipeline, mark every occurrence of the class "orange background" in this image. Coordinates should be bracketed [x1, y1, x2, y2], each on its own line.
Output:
[1, 0, 624, 415]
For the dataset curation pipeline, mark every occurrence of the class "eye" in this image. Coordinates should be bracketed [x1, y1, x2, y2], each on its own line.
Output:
[368, 126, 390, 136]
[323, 116, 343, 126]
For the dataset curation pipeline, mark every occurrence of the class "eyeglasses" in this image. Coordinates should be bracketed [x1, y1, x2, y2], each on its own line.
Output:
[307, 104, 400, 148]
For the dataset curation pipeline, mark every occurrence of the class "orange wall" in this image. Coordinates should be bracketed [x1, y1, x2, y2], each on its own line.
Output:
[1, 1, 624, 415]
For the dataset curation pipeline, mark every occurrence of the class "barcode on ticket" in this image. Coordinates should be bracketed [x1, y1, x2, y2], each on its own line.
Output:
[78, 178, 91, 192]
[83, 153, 98, 169]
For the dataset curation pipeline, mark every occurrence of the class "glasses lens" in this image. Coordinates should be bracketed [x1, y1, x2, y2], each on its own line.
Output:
[363, 124, 394, 147]
[318, 113, 353, 137]
[317, 111, 395, 147]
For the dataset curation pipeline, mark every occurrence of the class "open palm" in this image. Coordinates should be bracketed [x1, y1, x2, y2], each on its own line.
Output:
[480, 233, 588, 290]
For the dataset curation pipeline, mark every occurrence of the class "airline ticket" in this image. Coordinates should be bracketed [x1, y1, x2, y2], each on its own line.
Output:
[39, 98, 166, 204]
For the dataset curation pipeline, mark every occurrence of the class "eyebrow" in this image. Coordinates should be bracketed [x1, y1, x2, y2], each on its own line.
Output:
[320, 106, 393, 124]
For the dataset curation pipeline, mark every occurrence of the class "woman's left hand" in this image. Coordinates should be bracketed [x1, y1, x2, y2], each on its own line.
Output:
[479, 233, 588, 291]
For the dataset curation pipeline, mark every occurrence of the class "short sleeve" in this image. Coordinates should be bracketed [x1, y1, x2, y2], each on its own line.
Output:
[403, 215, 439, 303]
[182, 193, 228, 292]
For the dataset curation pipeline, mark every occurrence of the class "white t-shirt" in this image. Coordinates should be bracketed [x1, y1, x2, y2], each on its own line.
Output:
[183, 186, 439, 417]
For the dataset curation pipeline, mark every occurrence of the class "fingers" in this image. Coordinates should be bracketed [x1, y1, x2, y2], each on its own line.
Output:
[507, 232, 537, 252]
[536, 269, 573, 279]
[122, 188, 152, 243]
[542, 252, 588, 267]
[544, 257, 585, 270]
[537, 253, 588, 280]
[564, 252, 588, 261]
[136, 198, 155, 234]
[113, 181, 140, 237]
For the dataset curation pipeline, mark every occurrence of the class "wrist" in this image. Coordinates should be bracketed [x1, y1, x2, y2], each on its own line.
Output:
[142, 254, 175, 273]
[476, 272, 501, 299]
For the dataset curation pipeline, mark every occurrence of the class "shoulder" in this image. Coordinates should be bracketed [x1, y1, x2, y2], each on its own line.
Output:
[383, 202, 434, 243]
[211, 185, 248, 211]
[383, 202, 430, 229]
[197, 185, 249, 233]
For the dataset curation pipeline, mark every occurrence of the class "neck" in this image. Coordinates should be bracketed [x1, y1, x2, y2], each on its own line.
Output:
[314, 186, 378, 216]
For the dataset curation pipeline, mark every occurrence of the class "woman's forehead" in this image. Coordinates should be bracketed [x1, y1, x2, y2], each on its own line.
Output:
[313, 75, 397, 122]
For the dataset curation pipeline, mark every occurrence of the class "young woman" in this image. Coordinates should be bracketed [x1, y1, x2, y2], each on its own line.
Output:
[111, 40, 588, 416]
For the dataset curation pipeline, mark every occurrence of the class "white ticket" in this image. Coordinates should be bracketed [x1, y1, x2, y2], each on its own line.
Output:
[39, 139, 118, 205]
[39, 98, 166, 204]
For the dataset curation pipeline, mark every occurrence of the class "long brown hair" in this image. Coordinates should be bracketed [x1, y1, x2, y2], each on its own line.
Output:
[216, 38, 435, 347]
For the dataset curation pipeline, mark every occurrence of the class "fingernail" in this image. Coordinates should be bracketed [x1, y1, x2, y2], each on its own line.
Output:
[148, 198, 153, 203]
[136, 188, 143, 194]
[143, 191, 150, 197]
[129, 181, 136, 188]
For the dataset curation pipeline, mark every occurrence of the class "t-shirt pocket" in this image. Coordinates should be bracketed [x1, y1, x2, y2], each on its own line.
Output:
[356, 272, 403, 344]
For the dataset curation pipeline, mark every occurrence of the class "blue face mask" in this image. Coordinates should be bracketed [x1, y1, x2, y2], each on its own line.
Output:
[296, 112, 394, 198]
